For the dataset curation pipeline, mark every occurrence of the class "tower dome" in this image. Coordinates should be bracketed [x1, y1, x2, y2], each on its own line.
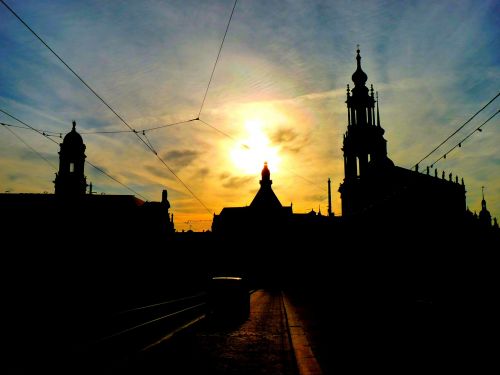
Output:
[54, 121, 87, 197]
[351, 48, 368, 87]
[63, 121, 84, 147]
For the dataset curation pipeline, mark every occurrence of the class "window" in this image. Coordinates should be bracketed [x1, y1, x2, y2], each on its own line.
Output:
[70, 162, 75, 173]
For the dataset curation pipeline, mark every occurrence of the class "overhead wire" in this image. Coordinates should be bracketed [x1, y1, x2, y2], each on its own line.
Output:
[0, 121, 63, 137]
[197, 118, 244, 145]
[142, 131, 157, 154]
[80, 118, 198, 134]
[0, 108, 148, 200]
[412, 91, 500, 169]
[1, 0, 210, 213]
[1, 123, 57, 170]
[427, 109, 499, 168]
[197, 0, 238, 119]
[1, 118, 198, 135]
[2, 0, 325, 214]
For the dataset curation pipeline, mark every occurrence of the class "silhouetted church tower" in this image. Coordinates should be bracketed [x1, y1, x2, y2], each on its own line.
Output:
[479, 187, 492, 227]
[54, 121, 87, 197]
[250, 162, 282, 209]
[339, 48, 393, 216]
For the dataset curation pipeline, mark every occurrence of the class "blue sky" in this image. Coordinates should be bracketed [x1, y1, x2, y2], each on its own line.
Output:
[1, 0, 499, 231]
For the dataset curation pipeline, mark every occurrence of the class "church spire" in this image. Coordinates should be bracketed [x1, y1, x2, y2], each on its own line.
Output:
[339, 48, 393, 216]
[261, 161, 271, 185]
[250, 162, 282, 209]
[479, 186, 492, 227]
[481, 186, 487, 210]
[351, 46, 368, 87]
[376, 91, 381, 127]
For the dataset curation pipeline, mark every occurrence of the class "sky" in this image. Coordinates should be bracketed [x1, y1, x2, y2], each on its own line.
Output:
[0, 0, 499, 231]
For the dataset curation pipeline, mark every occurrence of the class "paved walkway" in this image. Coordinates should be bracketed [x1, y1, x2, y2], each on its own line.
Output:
[130, 289, 299, 375]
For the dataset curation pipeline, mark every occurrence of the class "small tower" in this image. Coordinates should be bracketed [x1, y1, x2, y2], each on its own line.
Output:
[478, 187, 492, 227]
[161, 189, 175, 233]
[54, 121, 87, 197]
[250, 162, 282, 209]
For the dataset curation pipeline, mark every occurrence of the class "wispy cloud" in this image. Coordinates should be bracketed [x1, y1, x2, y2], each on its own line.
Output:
[221, 175, 254, 189]
[1, 0, 498, 230]
[162, 149, 202, 169]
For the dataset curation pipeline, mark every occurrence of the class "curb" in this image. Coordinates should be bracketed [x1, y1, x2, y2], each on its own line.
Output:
[282, 292, 323, 375]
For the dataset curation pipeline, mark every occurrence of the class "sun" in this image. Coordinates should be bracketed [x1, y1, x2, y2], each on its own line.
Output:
[230, 119, 281, 175]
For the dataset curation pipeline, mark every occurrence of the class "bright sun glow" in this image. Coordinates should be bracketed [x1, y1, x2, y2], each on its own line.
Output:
[230, 119, 281, 175]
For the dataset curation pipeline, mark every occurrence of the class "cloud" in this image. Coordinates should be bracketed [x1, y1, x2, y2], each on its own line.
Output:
[144, 164, 172, 180]
[193, 167, 210, 180]
[221, 175, 254, 189]
[161, 149, 201, 169]
[270, 127, 298, 144]
[1, 0, 499, 229]
[269, 127, 311, 154]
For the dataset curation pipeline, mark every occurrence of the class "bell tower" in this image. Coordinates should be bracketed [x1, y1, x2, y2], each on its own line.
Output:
[339, 48, 393, 216]
[54, 121, 87, 197]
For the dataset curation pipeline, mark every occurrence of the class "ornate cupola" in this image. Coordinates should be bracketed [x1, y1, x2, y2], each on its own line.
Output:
[343, 47, 392, 181]
[54, 121, 87, 197]
[351, 47, 368, 88]
[478, 187, 492, 227]
[339, 47, 394, 216]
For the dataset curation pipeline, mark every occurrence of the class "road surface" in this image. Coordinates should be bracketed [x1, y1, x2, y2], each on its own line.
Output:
[121, 289, 298, 374]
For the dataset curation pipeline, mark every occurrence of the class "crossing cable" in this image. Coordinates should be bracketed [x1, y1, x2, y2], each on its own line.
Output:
[0, 108, 148, 200]
[80, 118, 198, 134]
[142, 131, 156, 154]
[427, 109, 499, 168]
[1, 122, 57, 169]
[412, 91, 500, 169]
[196, 118, 326, 194]
[197, 0, 238, 118]
[197, 118, 244, 145]
[0, 121, 63, 137]
[1, 118, 198, 135]
[1, 0, 210, 213]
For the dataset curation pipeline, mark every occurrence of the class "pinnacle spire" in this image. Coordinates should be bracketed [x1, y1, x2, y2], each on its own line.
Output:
[376, 91, 381, 127]
[352, 45, 368, 87]
[261, 161, 270, 182]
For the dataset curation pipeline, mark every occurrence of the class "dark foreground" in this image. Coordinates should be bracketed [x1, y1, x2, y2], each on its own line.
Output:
[2, 232, 445, 374]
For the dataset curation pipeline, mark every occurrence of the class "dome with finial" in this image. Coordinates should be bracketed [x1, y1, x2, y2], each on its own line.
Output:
[63, 120, 84, 147]
[351, 47, 368, 87]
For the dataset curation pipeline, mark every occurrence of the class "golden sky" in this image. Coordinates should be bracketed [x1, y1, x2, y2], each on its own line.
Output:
[1, 0, 499, 231]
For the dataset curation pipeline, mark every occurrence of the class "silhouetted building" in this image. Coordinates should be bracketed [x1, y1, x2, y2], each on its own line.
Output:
[212, 163, 332, 238]
[212, 163, 292, 236]
[338, 49, 466, 227]
[213, 49, 497, 252]
[0, 121, 175, 244]
[54, 121, 87, 197]
[250, 162, 282, 209]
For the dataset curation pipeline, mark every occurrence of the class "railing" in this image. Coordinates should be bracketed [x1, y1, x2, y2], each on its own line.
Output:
[76, 292, 209, 370]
